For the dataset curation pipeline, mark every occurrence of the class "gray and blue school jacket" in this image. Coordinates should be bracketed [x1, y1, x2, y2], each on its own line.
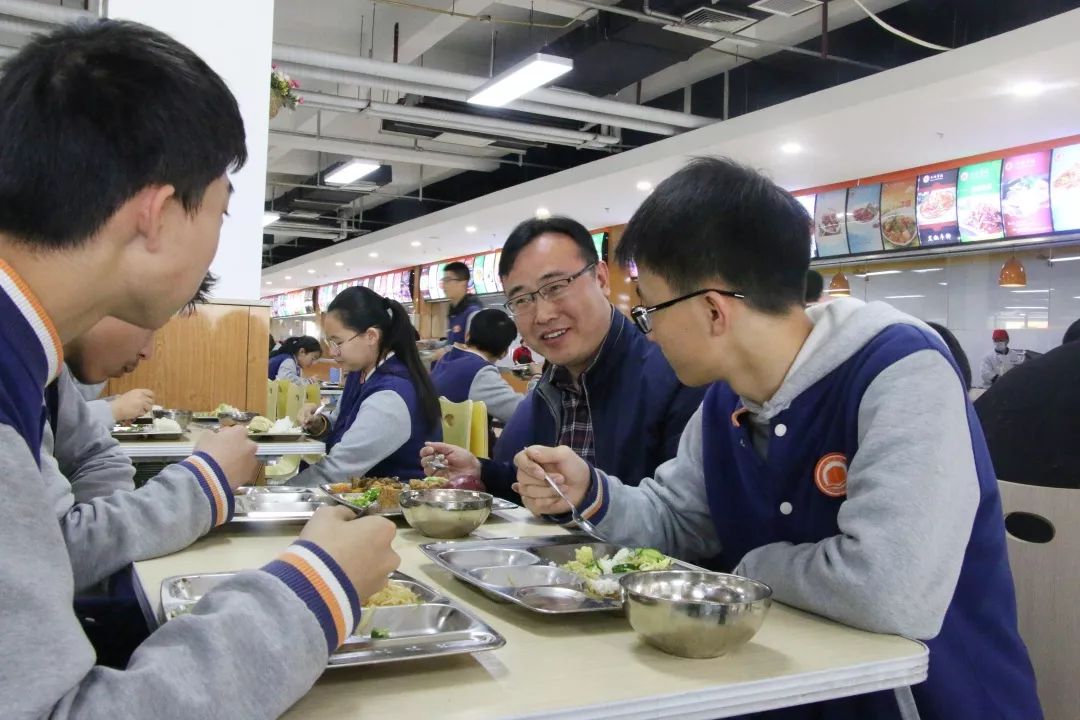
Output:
[565, 298, 1041, 720]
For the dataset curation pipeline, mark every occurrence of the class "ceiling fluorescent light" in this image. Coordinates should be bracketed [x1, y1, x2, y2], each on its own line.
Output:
[1004, 306, 1048, 310]
[1049, 255, 1080, 263]
[911, 267, 944, 273]
[1011, 289, 1050, 293]
[262, 212, 280, 227]
[884, 295, 924, 299]
[325, 159, 380, 185]
[854, 270, 902, 278]
[468, 53, 572, 108]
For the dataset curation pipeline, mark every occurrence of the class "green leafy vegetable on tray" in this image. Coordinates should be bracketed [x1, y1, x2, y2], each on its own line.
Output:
[343, 488, 380, 509]
[371, 628, 390, 639]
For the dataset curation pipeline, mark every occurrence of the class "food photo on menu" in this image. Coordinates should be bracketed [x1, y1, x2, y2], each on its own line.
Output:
[916, 169, 959, 246]
[845, 184, 884, 254]
[957, 160, 1005, 242]
[1001, 150, 1053, 237]
[813, 188, 850, 257]
[794, 195, 818, 258]
[879, 179, 919, 250]
[1051, 142, 1080, 232]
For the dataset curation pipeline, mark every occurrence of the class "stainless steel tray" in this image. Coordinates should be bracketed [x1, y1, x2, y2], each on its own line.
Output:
[419, 535, 700, 615]
[111, 427, 184, 441]
[159, 570, 505, 666]
[321, 485, 516, 517]
[248, 431, 309, 442]
[232, 486, 333, 523]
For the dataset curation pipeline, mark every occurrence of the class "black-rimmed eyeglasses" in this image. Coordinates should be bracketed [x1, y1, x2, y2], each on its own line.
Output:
[630, 289, 746, 334]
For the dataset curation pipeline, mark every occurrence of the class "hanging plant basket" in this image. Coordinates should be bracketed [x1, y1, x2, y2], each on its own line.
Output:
[269, 93, 283, 119]
[269, 66, 300, 120]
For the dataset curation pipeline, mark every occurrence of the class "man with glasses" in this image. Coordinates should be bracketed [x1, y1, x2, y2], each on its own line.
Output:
[421, 216, 704, 502]
[513, 159, 1040, 720]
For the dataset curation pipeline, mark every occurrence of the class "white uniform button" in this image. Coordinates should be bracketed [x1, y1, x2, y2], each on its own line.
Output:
[779, 502, 793, 515]
[774, 423, 787, 437]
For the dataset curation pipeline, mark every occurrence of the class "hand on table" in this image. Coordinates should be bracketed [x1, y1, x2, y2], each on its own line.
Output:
[193, 425, 259, 492]
[512, 445, 591, 517]
[300, 507, 399, 602]
[420, 442, 480, 479]
[111, 388, 155, 422]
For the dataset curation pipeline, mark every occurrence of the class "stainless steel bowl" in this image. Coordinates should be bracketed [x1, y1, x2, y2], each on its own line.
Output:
[621, 571, 772, 659]
[218, 411, 258, 427]
[399, 488, 492, 538]
[152, 409, 192, 430]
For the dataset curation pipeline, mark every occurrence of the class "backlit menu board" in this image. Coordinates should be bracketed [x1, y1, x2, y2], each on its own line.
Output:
[474, 254, 489, 295]
[814, 189, 849, 257]
[271, 289, 315, 318]
[957, 160, 1004, 242]
[794, 195, 817, 258]
[916, 170, 959, 246]
[845, 184, 883, 254]
[1001, 151, 1052, 237]
[420, 252, 504, 301]
[879, 179, 918, 250]
[1051, 143, 1080, 231]
[591, 232, 607, 262]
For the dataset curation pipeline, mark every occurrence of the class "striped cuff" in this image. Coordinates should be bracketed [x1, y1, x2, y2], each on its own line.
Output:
[262, 540, 361, 653]
[543, 465, 610, 528]
[179, 452, 235, 527]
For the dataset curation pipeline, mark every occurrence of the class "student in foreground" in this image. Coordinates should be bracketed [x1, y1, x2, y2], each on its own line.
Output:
[0, 21, 398, 718]
[513, 158, 1041, 719]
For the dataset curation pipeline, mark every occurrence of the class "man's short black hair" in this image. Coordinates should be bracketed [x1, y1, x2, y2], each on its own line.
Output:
[499, 217, 599, 277]
[615, 157, 811, 314]
[443, 261, 470, 282]
[805, 270, 824, 303]
[467, 309, 517, 358]
[0, 20, 246, 249]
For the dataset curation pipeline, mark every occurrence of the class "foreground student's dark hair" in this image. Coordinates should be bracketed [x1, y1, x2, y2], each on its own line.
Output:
[327, 287, 441, 428]
[467, 309, 518, 358]
[805, 270, 824, 304]
[0, 20, 246, 248]
[499, 217, 599, 278]
[615, 157, 811, 314]
[271, 335, 322, 359]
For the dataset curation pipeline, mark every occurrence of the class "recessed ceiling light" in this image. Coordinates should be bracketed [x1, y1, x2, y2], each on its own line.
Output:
[536, 207, 551, 219]
[262, 211, 280, 227]
[284, 275, 292, 280]
[264, 281, 272, 285]
[307, 269, 316, 274]
[1010, 81, 1045, 98]
[465, 225, 477, 233]
[410, 241, 422, 247]
[636, 180, 653, 192]
[467, 53, 572, 107]
[326, 159, 380, 185]
[335, 261, 344, 267]
[780, 142, 802, 154]
[939, 282, 948, 286]
[369, 251, 379, 258]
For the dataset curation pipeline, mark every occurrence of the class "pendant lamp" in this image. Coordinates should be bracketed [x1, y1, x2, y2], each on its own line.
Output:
[998, 257, 1027, 288]
[827, 271, 851, 296]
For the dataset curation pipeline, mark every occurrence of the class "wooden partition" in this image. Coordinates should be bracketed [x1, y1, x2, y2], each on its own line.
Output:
[107, 300, 270, 412]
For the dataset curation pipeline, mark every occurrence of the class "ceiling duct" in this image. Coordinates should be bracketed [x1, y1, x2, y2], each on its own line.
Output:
[681, 7, 756, 33]
[748, 0, 823, 17]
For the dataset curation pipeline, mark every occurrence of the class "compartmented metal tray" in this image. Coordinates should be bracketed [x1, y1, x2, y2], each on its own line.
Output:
[248, 430, 309, 442]
[420, 535, 700, 615]
[111, 426, 184, 441]
[159, 570, 505, 667]
[321, 485, 517, 517]
[232, 485, 333, 523]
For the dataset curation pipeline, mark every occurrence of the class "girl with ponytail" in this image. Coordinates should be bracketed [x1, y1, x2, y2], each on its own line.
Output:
[293, 286, 442, 485]
[268, 335, 322, 381]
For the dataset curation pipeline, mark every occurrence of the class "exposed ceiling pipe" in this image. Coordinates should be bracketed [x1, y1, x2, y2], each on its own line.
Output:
[278, 61, 678, 136]
[0, 44, 18, 59]
[0, 0, 91, 24]
[564, 0, 886, 72]
[268, 130, 501, 172]
[0, 16, 52, 36]
[273, 43, 712, 130]
[298, 90, 619, 148]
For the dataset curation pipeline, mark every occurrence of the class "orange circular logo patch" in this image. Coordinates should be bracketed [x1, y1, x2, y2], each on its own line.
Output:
[814, 453, 849, 498]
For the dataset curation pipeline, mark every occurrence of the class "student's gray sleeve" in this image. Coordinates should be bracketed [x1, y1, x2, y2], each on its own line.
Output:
[0, 425, 336, 720]
[293, 390, 411, 486]
[735, 350, 979, 639]
[468, 365, 524, 424]
[565, 408, 723, 563]
[275, 356, 301, 382]
[84, 398, 116, 428]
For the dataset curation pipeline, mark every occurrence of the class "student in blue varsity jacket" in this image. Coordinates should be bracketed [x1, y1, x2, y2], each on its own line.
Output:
[442, 260, 485, 345]
[294, 286, 443, 485]
[420, 216, 705, 503]
[0, 21, 398, 718]
[431, 308, 524, 423]
[268, 334, 322, 382]
[513, 158, 1041, 720]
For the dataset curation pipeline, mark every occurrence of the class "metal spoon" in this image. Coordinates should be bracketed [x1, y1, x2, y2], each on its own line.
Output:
[542, 472, 605, 541]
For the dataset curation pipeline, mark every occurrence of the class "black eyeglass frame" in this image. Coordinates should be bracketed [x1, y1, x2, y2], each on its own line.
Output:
[630, 288, 746, 334]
